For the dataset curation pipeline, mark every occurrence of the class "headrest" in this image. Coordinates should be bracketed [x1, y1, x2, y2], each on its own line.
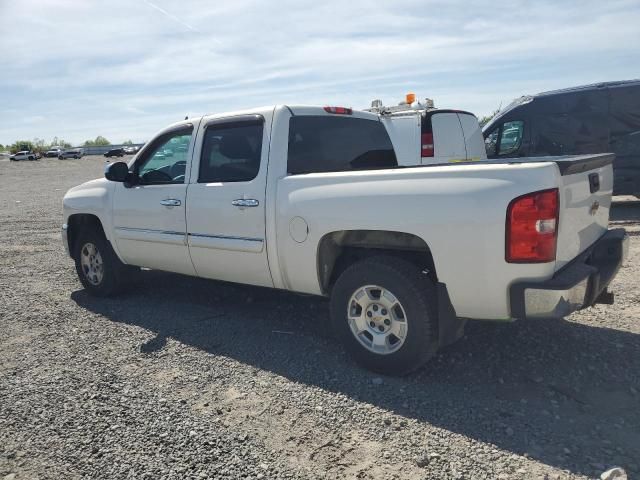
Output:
[220, 134, 254, 159]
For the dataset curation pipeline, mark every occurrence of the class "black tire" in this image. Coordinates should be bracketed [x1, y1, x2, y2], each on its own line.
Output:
[73, 227, 128, 297]
[330, 255, 439, 375]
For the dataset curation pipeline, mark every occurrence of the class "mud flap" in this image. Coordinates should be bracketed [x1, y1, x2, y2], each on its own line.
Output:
[437, 282, 466, 348]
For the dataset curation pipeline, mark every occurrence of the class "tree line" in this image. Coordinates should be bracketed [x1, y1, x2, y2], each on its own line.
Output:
[1, 136, 134, 154]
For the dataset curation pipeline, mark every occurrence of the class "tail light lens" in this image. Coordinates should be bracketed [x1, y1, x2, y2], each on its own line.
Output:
[421, 132, 434, 157]
[506, 188, 559, 263]
[324, 106, 352, 115]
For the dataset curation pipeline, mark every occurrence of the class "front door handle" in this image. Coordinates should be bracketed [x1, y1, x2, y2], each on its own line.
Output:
[231, 199, 259, 208]
[160, 198, 181, 207]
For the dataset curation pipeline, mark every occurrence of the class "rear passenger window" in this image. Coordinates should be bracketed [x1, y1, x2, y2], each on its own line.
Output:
[287, 116, 397, 175]
[199, 120, 264, 183]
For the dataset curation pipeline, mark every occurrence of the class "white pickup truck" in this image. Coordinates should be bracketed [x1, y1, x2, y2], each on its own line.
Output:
[62, 104, 628, 374]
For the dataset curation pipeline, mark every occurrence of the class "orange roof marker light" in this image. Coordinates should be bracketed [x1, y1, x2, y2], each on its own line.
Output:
[405, 92, 416, 104]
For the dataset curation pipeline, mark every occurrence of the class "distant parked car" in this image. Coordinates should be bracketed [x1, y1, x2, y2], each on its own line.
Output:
[10, 151, 37, 161]
[45, 147, 64, 158]
[58, 148, 84, 160]
[104, 148, 125, 158]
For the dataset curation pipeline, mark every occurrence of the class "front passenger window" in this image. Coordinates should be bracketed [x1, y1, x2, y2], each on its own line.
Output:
[136, 129, 193, 184]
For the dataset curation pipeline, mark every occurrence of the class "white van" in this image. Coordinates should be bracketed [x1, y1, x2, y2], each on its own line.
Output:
[369, 97, 487, 166]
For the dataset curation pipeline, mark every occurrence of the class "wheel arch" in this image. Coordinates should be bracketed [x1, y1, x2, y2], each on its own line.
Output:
[318, 229, 465, 350]
[66, 213, 107, 255]
[316, 230, 438, 296]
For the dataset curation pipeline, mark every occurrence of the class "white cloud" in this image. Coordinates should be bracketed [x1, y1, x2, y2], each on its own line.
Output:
[0, 0, 639, 144]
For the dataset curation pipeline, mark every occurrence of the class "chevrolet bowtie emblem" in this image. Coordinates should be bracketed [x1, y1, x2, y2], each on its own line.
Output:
[589, 201, 600, 216]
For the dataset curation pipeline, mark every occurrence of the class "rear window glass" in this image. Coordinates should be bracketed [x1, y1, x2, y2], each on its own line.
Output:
[287, 116, 397, 175]
[199, 121, 263, 183]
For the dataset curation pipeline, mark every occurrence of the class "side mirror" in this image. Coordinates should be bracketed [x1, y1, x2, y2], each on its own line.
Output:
[104, 161, 130, 182]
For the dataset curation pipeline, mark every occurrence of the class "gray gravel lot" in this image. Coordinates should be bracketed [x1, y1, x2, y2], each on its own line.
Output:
[1, 156, 639, 480]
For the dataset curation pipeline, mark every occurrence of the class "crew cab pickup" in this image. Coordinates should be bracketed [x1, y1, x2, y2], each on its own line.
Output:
[62, 105, 628, 374]
[10, 150, 37, 161]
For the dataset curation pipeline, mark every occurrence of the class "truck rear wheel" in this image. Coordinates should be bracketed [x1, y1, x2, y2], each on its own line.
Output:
[330, 255, 439, 375]
[73, 228, 128, 297]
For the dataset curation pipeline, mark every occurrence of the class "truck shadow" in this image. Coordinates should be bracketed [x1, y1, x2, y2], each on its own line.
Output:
[71, 271, 640, 478]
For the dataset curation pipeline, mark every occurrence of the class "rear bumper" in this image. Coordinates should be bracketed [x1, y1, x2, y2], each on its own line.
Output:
[510, 228, 629, 320]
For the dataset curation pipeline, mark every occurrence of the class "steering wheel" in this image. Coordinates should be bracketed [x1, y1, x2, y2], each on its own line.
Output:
[170, 161, 187, 179]
[140, 169, 173, 183]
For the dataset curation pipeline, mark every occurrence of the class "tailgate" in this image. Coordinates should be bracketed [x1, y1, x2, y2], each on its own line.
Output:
[554, 154, 614, 270]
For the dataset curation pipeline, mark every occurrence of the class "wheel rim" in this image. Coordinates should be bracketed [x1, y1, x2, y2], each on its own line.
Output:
[347, 285, 408, 355]
[80, 242, 104, 286]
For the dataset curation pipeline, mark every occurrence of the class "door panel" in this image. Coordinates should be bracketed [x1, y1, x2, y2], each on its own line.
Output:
[112, 183, 195, 275]
[186, 112, 274, 288]
[188, 233, 264, 253]
[111, 125, 196, 276]
[457, 113, 487, 161]
[381, 115, 420, 166]
[431, 113, 466, 163]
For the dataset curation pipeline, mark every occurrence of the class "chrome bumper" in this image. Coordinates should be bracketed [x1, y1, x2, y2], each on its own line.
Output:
[62, 223, 70, 256]
[510, 229, 628, 320]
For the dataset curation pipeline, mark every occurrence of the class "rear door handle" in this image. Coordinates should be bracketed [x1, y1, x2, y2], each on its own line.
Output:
[160, 198, 181, 207]
[231, 199, 259, 208]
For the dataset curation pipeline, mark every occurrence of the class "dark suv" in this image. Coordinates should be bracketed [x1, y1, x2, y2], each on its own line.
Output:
[104, 148, 125, 158]
[483, 80, 640, 197]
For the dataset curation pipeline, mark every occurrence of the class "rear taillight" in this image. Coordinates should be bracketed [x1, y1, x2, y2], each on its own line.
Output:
[506, 188, 559, 263]
[324, 106, 352, 115]
[421, 132, 434, 157]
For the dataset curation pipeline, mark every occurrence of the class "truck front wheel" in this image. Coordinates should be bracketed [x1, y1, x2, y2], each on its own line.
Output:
[330, 256, 439, 375]
[73, 228, 128, 297]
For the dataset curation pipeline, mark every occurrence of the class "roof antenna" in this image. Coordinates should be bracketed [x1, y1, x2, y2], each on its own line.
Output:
[185, 115, 189, 120]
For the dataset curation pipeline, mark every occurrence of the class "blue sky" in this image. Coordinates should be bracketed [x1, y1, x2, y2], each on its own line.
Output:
[1, 0, 639, 146]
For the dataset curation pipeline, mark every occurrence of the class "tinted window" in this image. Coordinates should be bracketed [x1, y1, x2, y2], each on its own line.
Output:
[484, 128, 498, 157]
[608, 84, 640, 161]
[530, 90, 608, 156]
[287, 116, 397, 175]
[198, 121, 264, 183]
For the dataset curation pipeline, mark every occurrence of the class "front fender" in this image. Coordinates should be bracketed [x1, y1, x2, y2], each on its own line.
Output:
[63, 178, 115, 244]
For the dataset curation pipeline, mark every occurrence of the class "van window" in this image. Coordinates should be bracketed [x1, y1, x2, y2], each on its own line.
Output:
[484, 129, 499, 157]
[287, 116, 397, 175]
[498, 120, 524, 155]
[609, 84, 640, 159]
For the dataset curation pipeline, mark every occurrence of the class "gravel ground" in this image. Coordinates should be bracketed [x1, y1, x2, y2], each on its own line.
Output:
[1, 156, 639, 480]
